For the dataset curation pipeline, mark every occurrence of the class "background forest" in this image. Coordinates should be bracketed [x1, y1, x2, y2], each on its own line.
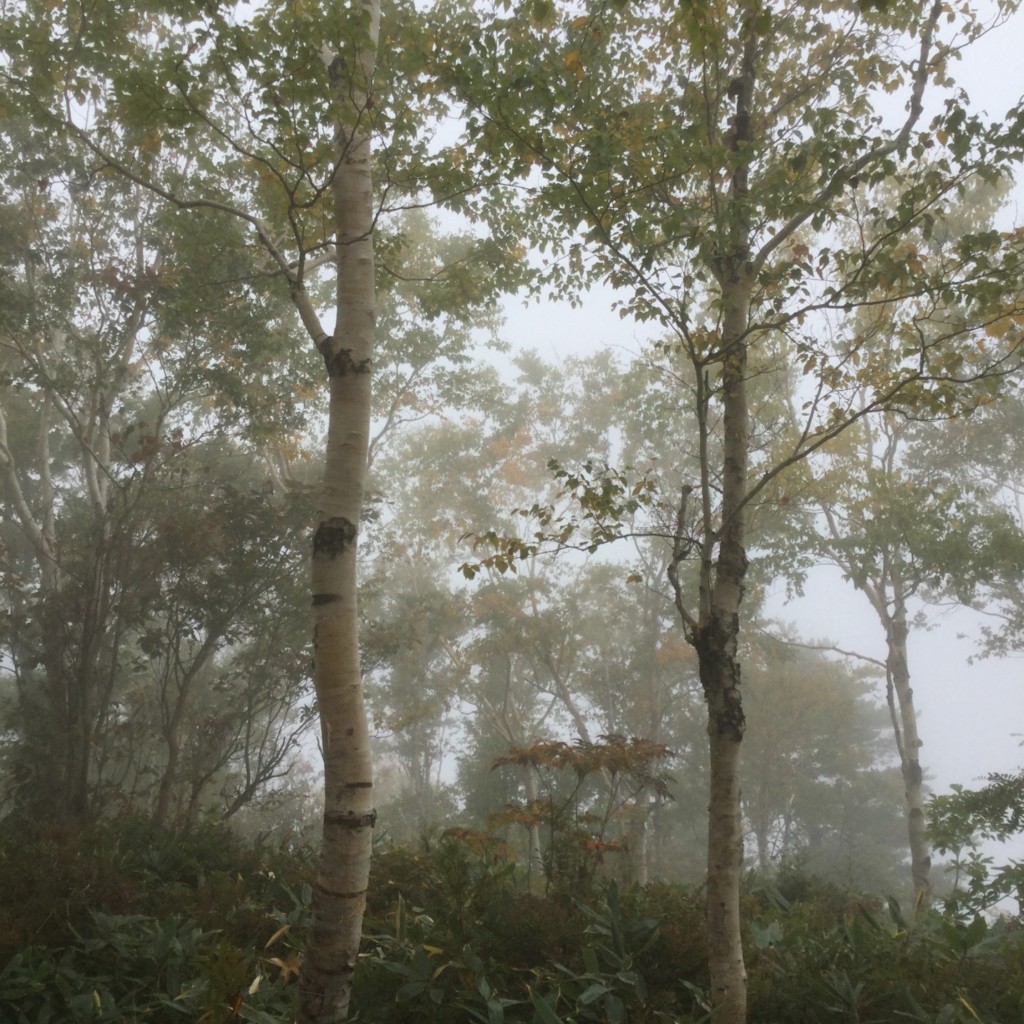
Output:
[2, 0, 1024, 1022]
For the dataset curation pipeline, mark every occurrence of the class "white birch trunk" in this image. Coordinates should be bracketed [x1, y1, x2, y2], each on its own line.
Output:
[298, 4, 380, 1020]
[885, 594, 932, 904]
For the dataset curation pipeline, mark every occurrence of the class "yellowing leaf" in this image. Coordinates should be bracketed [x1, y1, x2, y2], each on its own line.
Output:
[564, 50, 583, 76]
[264, 923, 290, 949]
[269, 953, 302, 982]
[958, 995, 982, 1021]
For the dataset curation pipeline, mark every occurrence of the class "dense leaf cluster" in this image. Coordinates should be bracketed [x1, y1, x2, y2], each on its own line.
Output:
[3, 818, 1021, 1024]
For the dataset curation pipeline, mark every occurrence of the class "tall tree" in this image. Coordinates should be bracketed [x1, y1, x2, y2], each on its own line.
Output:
[2, 0, 521, 1015]
[436, 2, 1024, 1019]
[792, 406, 1024, 902]
[0, 103, 312, 824]
[783, 168, 1024, 898]
[2, 0, 381, 1016]
[772, 175, 1024, 902]
[298, 4, 381, 1018]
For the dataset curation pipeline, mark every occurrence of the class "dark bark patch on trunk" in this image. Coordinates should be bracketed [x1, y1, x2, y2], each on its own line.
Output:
[317, 880, 374, 905]
[694, 618, 746, 742]
[324, 809, 377, 829]
[312, 592, 343, 606]
[317, 340, 372, 377]
[313, 517, 357, 558]
[718, 687, 745, 741]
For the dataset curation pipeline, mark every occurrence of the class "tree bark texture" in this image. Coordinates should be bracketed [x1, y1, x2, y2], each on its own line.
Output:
[697, 266, 752, 1024]
[693, 5, 757, 1008]
[298, 5, 380, 1021]
[886, 596, 932, 904]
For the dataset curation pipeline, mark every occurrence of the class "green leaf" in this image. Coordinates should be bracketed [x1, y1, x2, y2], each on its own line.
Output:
[528, 987, 563, 1024]
[240, 1007, 290, 1024]
[604, 993, 625, 1024]
[578, 983, 610, 1005]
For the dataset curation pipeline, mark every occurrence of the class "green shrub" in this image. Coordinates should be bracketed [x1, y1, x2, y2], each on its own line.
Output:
[2, 815, 1022, 1024]
[0, 816, 311, 1023]
[0, 911, 299, 1023]
[747, 888, 1024, 1024]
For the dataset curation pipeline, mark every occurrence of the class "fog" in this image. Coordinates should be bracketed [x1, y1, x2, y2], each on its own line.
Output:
[497, 215, 1024, 885]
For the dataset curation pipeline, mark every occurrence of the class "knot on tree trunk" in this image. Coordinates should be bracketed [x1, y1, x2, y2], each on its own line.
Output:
[313, 517, 357, 559]
[716, 684, 746, 742]
[317, 339, 372, 378]
[324, 808, 378, 830]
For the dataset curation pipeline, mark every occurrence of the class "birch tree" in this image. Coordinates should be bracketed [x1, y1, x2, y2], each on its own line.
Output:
[779, 178, 1024, 903]
[7, 1, 393, 1019]
[3, 0, 526, 1011]
[792, 401, 1024, 902]
[436, 2, 1024, 1019]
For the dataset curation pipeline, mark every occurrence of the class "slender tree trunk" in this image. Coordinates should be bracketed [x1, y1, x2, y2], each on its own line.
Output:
[688, 267, 752, 1022]
[753, 812, 770, 873]
[66, 534, 113, 823]
[153, 659, 190, 829]
[885, 595, 931, 903]
[705, 720, 745, 1017]
[683, 3, 759, 1011]
[153, 632, 221, 829]
[298, 5, 380, 1020]
[697, 175, 754, 1021]
[522, 764, 544, 883]
[626, 802, 649, 887]
[822, 442, 934, 903]
[663, 59, 756, 1023]
[780, 811, 794, 861]
[154, 732, 181, 829]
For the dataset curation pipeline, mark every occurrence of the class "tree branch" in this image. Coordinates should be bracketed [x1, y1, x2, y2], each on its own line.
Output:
[70, 127, 296, 281]
[753, 0, 944, 275]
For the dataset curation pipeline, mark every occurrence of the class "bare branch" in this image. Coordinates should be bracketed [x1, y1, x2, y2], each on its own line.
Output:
[752, 625, 887, 670]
